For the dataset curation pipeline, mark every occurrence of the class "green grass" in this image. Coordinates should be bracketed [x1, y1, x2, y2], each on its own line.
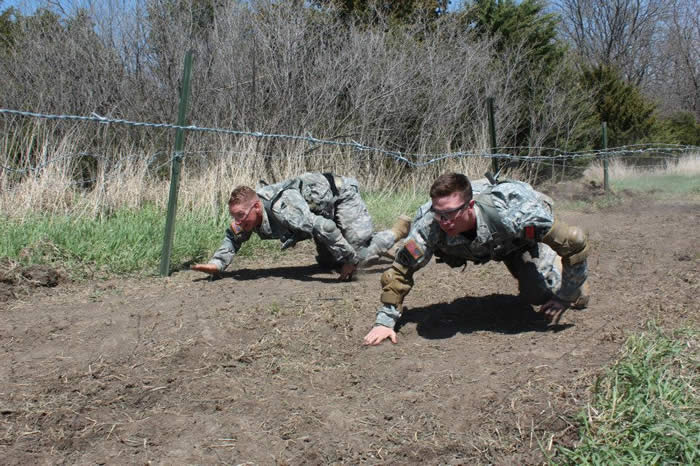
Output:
[0, 191, 426, 277]
[0, 205, 278, 276]
[363, 190, 427, 227]
[554, 324, 699, 465]
[612, 173, 700, 196]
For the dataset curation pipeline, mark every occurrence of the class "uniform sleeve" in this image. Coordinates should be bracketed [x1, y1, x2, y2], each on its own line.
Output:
[208, 227, 250, 272]
[273, 189, 359, 264]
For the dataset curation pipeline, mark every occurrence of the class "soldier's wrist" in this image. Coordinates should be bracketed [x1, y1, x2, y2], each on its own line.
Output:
[209, 260, 225, 272]
[374, 304, 400, 328]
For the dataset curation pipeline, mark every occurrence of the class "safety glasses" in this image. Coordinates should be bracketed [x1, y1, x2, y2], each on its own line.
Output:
[430, 202, 467, 222]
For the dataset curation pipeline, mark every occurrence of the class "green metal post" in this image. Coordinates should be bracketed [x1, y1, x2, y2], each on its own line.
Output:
[602, 121, 609, 193]
[160, 50, 194, 276]
[487, 97, 498, 174]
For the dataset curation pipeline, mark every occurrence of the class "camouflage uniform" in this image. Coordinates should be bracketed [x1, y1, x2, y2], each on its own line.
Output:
[374, 179, 589, 328]
[207, 172, 398, 272]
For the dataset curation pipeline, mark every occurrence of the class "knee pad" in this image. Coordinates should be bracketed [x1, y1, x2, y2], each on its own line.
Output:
[542, 220, 589, 266]
[380, 265, 414, 308]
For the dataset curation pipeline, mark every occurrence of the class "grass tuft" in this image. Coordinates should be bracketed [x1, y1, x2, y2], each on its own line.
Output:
[554, 323, 699, 465]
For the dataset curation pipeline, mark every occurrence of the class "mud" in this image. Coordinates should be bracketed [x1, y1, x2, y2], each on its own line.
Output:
[0, 193, 697, 465]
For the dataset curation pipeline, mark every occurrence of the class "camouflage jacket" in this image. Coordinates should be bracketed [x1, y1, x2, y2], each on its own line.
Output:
[209, 172, 360, 271]
[387, 179, 585, 304]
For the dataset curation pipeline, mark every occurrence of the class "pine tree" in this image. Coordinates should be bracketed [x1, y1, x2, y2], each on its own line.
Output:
[582, 65, 657, 146]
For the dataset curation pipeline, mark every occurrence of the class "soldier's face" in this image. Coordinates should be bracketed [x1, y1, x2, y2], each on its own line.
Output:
[431, 192, 475, 236]
[229, 200, 262, 232]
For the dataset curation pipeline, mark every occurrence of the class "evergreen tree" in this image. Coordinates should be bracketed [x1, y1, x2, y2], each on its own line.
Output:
[461, 0, 564, 68]
[0, 4, 20, 51]
[458, 0, 576, 149]
[582, 65, 657, 146]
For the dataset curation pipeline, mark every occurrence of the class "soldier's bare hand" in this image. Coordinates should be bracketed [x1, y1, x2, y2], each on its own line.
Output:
[191, 263, 219, 275]
[363, 326, 397, 346]
[540, 298, 568, 324]
[339, 263, 357, 281]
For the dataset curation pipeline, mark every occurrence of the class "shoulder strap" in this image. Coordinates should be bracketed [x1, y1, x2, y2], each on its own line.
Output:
[474, 187, 508, 236]
[259, 178, 300, 211]
[322, 172, 340, 197]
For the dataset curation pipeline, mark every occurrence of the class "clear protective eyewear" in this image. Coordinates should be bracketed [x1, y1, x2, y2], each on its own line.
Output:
[430, 202, 467, 222]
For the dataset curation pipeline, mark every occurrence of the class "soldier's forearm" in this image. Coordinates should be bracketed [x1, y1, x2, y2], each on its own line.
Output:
[374, 304, 401, 328]
[210, 244, 236, 271]
[208, 257, 228, 272]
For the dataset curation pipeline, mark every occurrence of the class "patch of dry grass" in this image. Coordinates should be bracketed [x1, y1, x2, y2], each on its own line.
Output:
[583, 153, 700, 183]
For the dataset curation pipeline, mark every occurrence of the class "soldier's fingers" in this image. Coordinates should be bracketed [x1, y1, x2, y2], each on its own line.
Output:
[389, 332, 397, 344]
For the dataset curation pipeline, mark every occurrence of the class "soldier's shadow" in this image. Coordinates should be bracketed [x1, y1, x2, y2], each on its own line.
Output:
[194, 263, 385, 283]
[397, 293, 573, 339]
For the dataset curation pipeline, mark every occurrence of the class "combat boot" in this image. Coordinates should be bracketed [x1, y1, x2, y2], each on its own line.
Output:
[391, 215, 412, 241]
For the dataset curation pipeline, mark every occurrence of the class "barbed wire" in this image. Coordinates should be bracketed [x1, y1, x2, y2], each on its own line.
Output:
[1, 108, 699, 174]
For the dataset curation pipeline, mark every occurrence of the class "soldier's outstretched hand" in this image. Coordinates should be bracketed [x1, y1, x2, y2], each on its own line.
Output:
[540, 298, 568, 324]
[363, 326, 397, 345]
[191, 263, 219, 275]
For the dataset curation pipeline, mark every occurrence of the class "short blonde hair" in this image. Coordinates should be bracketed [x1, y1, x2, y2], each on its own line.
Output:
[228, 186, 257, 206]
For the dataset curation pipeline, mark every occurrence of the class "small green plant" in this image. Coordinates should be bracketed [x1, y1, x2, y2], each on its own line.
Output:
[268, 302, 281, 316]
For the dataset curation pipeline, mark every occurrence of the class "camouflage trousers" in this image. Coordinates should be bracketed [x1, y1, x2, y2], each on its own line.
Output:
[314, 187, 396, 268]
[504, 243, 587, 304]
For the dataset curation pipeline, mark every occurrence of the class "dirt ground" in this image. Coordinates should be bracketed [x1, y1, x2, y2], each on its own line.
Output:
[1, 189, 698, 465]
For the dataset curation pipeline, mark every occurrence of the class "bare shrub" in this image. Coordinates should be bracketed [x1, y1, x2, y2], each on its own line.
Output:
[0, 1, 594, 218]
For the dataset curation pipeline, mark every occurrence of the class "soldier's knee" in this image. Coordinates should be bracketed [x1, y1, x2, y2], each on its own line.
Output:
[542, 220, 589, 266]
[313, 217, 340, 240]
[563, 226, 588, 266]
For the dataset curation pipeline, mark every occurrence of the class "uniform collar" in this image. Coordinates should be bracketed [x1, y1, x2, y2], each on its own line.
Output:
[257, 204, 273, 236]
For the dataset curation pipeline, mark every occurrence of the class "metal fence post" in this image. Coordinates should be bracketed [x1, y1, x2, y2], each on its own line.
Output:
[487, 96, 498, 174]
[602, 121, 609, 193]
[159, 50, 194, 276]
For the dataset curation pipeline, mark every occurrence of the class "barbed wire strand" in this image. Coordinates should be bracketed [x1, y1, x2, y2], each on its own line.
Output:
[2, 108, 699, 175]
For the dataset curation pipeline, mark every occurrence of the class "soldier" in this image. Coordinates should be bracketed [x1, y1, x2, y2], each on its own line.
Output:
[192, 172, 412, 280]
[363, 172, 590, 345]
